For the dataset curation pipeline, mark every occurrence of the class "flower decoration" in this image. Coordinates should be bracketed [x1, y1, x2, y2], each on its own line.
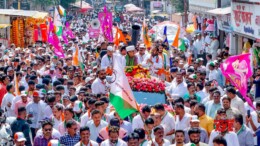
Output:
[127, 76, 165, 93]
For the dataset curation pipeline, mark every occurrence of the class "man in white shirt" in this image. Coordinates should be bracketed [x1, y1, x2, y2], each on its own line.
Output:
[1, 83, 16, 117]
[75, 126, 99, 146]
[86, 109, 108, 141]
[132, 105, 151, 130]
[147, 125, 171, 146]
[193, 33, 203, 58]
[100, 126, 127, 146]
[226, 87, 246, 119]
[101, 46, 114, 70]
[209, 35, 219, 60]
[208, 62, 218, 82]
[146, 46, 163, 76]
[154, 103, 175, 143]
[166, 72, 188, 99]
[174, 103, 191, 130]
[91, 69, 109, 94]
[136, 44, 150, 68]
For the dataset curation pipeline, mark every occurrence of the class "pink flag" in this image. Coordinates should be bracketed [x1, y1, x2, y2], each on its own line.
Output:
[65, 22, 75, 39]
[48, 21, 54, 44]
[98, 6, 113, 42]
[62, 29, 68, 44]
[220, 53, 254, 109]
[52, 34, 65, 58]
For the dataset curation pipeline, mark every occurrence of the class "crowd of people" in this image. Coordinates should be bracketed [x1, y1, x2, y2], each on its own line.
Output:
[0, 7, 260, 146]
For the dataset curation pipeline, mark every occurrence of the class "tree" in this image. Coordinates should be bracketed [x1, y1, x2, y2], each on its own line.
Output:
[60, 0, 76, 9]
[32, 0, 54, 11]
[172, 0, 184, 13]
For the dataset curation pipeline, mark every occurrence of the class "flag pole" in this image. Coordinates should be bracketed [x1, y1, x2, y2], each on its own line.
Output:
[133, 101, 154, 144]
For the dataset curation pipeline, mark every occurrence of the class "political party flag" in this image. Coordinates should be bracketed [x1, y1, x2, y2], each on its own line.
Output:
[65, 22, 75, 39]
[62, 29, 68, 44]
[163, 26, 168, 43]
[72, 45, 84, 70]
[142, 17, 151, 48]
[114, 27, 126, 46]
[178, 39, 186, 52]
[52, 33, 65, 58]
[14, 72, 20, 96]
[54, 7, 62, 36]
[172, 26, 180, 47]
[58, 5, 66, 17]
[110, 56, 138, 119]
[220, 53, 255, 109]
[98, 6, 113, 42]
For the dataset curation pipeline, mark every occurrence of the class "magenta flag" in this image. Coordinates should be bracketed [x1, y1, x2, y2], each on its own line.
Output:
[48, 21, 54, 44]
[52, 34, 65, 58]
[65, 22, 75, 39]
[98, 6, 113, 42]
[220, 53, 254, 109]
[62, 29, 68, 44]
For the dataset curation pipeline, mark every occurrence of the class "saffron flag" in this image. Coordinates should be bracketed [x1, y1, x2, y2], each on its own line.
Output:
[114, 27, 126, 46]
[142, 18, 151, 48]
[220, 53, 255, 109]
[14, 72, 20, 96]
[172, 26, 180, 47]
[54, 7, 63, 36]
[98, 6, 113, 42]
[58, 5, 66, 17]
[110, 56, 138, 119]
[72, 45, 84, 70]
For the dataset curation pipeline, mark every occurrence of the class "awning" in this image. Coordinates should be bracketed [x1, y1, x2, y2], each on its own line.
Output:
[0, 24, 11, 29]
[71, 1, 93, 9]
[207, 7, 231, 15]
[0, 9, 48, 18]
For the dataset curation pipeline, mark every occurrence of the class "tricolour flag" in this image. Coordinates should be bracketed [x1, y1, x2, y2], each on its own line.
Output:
[14, 72, 20, 96]
[178, 39, 186, 52]
[110, 56, 138, 119]
[220, 53, 255, 109]
[54, 7, 62, 36]
[58, 5, 66, 17]
[142, 17, 151, 48]
[72, 45, 84, 70]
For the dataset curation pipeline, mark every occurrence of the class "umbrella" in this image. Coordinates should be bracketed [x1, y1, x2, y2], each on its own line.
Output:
[151, 21, 179, 43]
[124, 4, 136, 8]
[126, 6, 143, 12]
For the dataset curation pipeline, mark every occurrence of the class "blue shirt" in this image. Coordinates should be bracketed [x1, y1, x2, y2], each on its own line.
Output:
[60, 133, 80, 146]
[256, 126, 260, 146]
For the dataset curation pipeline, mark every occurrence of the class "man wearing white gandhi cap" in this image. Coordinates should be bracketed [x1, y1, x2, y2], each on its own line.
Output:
[101, 45, 126, 70]
[101, 46, 115, 69]
[125, 45, 138, 66]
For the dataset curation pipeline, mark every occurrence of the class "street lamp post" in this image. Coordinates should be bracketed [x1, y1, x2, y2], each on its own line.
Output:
[18, 0, 21, 10]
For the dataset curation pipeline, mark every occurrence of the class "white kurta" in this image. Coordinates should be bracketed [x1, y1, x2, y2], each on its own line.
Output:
[1, 93, 15, 117]
[136, 52, 150, 68]
[209, 69, 219, 81]
[208, 130, 239, 146]
[132, 114, 144, 130]
[175, 113, 191, 130]
[161, 112, 175, 142]
[167, 80, 188, 98]
[100, 139, 127, 146]
[101, 54, 113, 69]
[91, 78, 109, 94]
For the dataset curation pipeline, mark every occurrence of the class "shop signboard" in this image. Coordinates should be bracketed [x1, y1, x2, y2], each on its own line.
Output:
[217, 14, 232, 32]
[189, 0, 217, 8]
[231, 2, 260, 39]
[115, 5, 123, 12]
